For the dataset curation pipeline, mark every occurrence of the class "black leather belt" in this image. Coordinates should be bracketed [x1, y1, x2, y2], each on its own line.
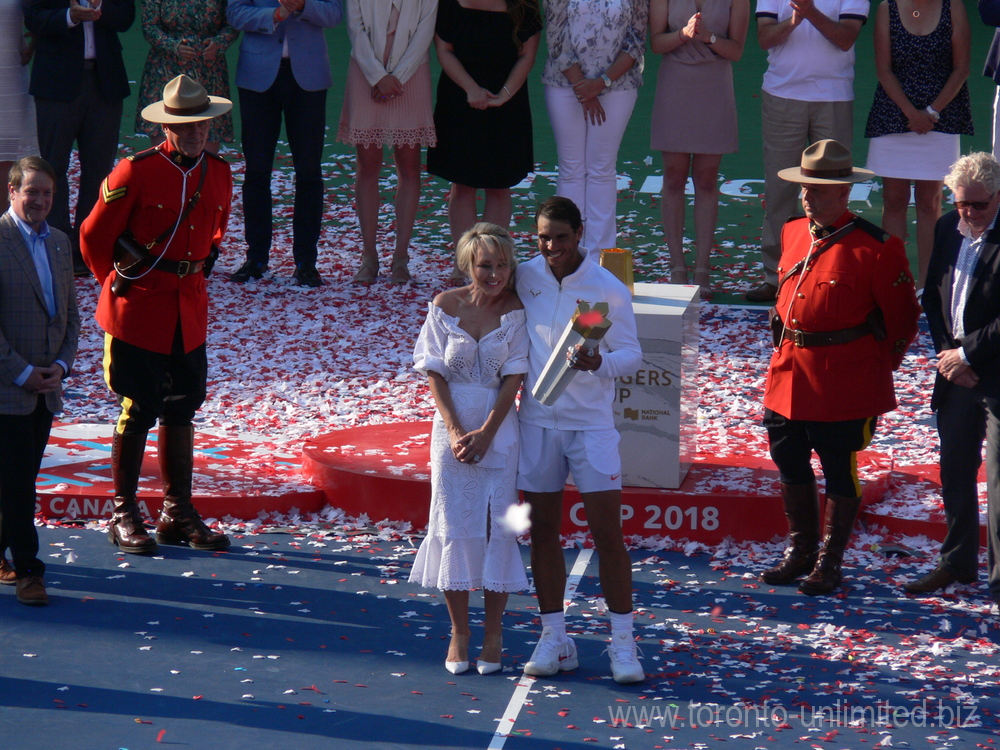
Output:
[781, 320, 875, 348]
[155, 258, 206, 277]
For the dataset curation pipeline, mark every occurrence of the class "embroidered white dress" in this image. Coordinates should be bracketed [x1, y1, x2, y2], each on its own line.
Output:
[408, 303, 530, 592]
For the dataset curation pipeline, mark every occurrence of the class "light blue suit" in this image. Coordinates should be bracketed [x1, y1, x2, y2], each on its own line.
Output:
[228, 0, 343, 93]
[226, 0, 343, 274]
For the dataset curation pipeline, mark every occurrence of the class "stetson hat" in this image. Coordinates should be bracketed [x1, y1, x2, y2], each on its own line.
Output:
[778, 139, 874, 185]
[141, 74, 232, 124]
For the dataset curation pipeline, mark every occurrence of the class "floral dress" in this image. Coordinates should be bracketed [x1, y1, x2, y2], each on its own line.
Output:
[135, 0, 238, 143]
[408, 303, 530, 593]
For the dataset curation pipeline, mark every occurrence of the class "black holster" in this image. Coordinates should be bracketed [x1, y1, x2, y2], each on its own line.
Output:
[110, 232, 149, 297]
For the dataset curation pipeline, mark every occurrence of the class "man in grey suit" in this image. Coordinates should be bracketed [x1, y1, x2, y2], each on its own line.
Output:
[0, 156, 79, 606]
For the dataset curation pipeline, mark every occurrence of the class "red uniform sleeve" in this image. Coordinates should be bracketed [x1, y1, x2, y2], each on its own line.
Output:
[214, 164, 233, 250]
[80, 159, 139, 286]
[872, 235, 921, 370]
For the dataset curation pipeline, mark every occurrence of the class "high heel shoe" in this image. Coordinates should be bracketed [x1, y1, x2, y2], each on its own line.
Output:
[477, 633, 503, 675]
[693, 267, 712, 301]
[669, 264, 688, 285]
[352, 256, 378, 285]
[390, 252, 412, 285]
[446, 632, 470, 675]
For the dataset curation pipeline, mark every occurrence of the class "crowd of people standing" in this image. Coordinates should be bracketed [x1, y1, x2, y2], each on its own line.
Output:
[1, 0, 995, 295]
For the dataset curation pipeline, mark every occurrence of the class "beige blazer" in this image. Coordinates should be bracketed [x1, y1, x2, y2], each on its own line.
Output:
[0, 211, 79, 415]
[347, 0, 438, 86]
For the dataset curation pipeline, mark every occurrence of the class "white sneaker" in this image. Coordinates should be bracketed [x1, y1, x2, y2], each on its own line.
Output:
[606, 632, 644, 684]
[523, 626, 578, 676]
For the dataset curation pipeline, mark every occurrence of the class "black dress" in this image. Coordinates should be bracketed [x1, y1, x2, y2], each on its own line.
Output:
[426, 0, 542, 189]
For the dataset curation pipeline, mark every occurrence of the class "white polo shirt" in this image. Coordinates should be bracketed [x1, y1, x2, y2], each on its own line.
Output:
[756, 0, 869, 102]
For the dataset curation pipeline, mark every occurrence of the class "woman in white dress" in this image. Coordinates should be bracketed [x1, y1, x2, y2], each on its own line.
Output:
[0, 0, 37, 213]
[409, 223, 528, 675]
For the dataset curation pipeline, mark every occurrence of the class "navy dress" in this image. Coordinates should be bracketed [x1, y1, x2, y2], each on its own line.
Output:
[426, 0, 542, 189]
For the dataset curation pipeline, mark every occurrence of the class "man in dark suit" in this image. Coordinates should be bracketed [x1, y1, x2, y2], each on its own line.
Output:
[23, 0, 135, 275]
[906, 151, 1000, 604]
[980, 0, 1000, 158]
[0, 156, 80, 605]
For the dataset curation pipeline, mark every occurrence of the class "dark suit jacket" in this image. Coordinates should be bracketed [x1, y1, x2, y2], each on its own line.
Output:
[0, 212, 79, 416]
[923, 209, 1000, 409]
[23, 0, 134, 102]
[980, 0, 1000, 83]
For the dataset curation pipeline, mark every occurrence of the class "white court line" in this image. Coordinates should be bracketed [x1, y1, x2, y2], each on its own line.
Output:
[487, 547, 595, 749]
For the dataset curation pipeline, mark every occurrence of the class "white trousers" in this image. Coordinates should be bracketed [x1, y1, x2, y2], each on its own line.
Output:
[545, 85, 638, 258]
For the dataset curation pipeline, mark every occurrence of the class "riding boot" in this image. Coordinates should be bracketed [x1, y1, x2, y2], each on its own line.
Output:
[108, 430, 158, 554]
[155, 425, 230, 550]
[799, 494, 863, 596]
[760, 482, 819, 584]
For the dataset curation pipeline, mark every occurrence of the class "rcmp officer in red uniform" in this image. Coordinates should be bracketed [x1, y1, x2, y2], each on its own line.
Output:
[81, 75, 233, 554]
[759, 139, 920, 595]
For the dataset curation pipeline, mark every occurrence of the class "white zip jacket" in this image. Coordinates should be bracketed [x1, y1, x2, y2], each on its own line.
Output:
[516, 249, 641, 431]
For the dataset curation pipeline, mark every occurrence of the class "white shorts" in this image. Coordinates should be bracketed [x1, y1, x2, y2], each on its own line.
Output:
[517, 424, 622, 494]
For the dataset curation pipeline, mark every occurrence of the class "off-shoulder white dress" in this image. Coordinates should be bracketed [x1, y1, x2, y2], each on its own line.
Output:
[408, 303, 530, 592]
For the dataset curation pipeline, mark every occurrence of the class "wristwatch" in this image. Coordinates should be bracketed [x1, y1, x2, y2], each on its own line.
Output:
[707, 33, 717, 44]
[925, 105, 940, 122]
[601, 73, 612, 89]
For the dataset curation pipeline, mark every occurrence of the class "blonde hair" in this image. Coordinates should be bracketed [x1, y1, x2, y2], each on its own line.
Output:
[944, 152, 1000, 194]
[456, 223, 517, 289]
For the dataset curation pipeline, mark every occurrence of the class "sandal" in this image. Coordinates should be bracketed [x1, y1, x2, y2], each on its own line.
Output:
[670, 264, 688, 285]
[352, 256, 378, 285]
[390, 253, 412, 285]
[693, 267, 712, 301]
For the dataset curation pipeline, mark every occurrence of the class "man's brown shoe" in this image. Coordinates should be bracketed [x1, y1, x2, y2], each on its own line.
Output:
[903, 565, 976, 594]
[744, 282, 778, 303]
[15, 576, 48, 606]
[0, 558, 16, 585]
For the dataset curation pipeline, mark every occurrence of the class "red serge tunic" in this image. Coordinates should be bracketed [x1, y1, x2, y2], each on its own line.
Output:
[80, 143, 232, 355]
[763, 212, 920, 422]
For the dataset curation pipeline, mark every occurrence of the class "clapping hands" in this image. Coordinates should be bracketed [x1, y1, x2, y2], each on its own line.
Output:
[681, 12, 702, 40]
[69, 0, 101, 24]
[274, 0, 305, 22]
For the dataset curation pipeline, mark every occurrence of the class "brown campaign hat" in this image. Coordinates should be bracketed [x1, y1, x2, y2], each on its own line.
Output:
[778, 139, 874, 185]
[141, 74, 232, 124]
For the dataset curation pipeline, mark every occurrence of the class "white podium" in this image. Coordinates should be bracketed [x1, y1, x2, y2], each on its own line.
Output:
[613, 282, 699, 489]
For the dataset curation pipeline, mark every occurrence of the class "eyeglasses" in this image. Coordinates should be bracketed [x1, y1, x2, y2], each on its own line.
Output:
[955, 196, 995, 211]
